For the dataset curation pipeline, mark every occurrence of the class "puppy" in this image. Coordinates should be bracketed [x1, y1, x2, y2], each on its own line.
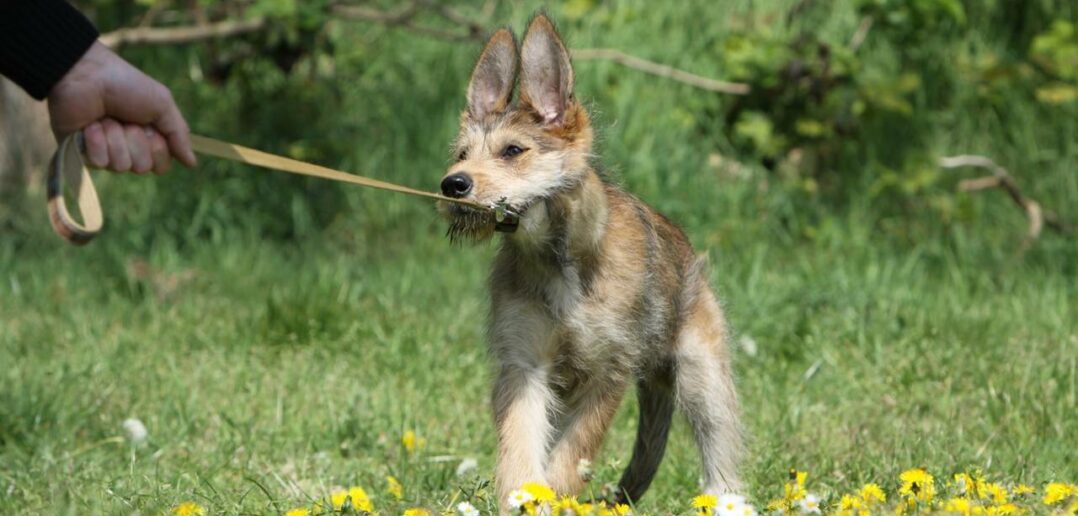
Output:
[438, 14, 742, 511]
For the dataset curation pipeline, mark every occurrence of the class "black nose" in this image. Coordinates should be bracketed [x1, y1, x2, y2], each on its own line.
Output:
[440, 173, 473, 198]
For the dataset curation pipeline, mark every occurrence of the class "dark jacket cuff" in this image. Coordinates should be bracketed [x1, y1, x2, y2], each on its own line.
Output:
[0, 0, 100, 100]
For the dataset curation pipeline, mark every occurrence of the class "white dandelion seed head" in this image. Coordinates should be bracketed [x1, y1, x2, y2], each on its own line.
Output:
[797, 493, 821, 514]
[122, 418, 148, 444]
[456, 501, 479, 516]
[738, 335, 758, 357]
[507, 489, 534, 509]
[576, 458, 593, 480]
[456, 457, 478, 477]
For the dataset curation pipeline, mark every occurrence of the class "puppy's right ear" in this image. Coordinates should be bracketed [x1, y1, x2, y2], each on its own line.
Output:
[467, 28, 518, 119]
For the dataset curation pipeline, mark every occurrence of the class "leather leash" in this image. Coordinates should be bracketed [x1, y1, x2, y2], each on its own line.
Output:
[46, 132, 518, 245]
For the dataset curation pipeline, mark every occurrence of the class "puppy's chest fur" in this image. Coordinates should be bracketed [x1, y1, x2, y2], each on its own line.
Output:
[488, 188, 689, 377]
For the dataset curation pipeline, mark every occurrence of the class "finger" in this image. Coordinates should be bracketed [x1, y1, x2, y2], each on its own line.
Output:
[123, 124, 153, 174]
[97, 60, 198, 167]
[152, 86, 197, 167]
[102, 118, 132, 172]
[147, 128, 171, 174]
[84, 122, 109, 168]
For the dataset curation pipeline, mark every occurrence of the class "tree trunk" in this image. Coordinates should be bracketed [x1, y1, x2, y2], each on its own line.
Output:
[0, 78, 54, 198]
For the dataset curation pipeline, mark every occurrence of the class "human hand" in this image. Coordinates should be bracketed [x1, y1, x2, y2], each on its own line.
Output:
[47, 41, 197, 174]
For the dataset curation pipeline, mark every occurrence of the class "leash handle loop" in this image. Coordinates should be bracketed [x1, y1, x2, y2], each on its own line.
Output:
[47, 133, 103, 245]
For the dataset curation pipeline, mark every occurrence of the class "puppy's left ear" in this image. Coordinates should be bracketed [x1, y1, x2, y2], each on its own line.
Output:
[519, 14, 574, 126]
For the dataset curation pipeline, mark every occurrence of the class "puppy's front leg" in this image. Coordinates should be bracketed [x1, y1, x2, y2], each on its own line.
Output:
[546, 377, 627, 495]
[493, 363, 554, 510]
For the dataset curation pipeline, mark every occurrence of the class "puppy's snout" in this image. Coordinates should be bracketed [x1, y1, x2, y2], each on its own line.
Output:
[441, 173, 474, 198]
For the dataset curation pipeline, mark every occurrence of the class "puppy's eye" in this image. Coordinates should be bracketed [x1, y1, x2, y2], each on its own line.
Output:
[501, 145, 526, 159]
[456, 149, 468, 161]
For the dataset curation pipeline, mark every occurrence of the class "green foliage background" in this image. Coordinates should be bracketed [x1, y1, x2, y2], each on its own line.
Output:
[1, 0, 1075, 514]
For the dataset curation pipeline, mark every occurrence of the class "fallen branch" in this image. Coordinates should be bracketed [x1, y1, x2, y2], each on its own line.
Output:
[331, 1, 478, 41]
[427, 3, 486, 40]
[330, 2, 419, 24]
[848, 15, 874, 51]
[333, 2, 749, 95]
[99, 4, 750, 96]
[99, 17, 266, 49]
[570, 48, 751, 95]
[939, 154, 1070, 246]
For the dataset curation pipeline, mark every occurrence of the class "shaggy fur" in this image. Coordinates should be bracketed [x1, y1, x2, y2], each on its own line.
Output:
[437, 15, 743, 512]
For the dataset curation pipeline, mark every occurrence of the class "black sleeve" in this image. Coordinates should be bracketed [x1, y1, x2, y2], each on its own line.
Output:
[0, 0, 100, 100]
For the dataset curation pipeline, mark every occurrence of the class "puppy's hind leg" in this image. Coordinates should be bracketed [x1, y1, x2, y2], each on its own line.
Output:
[614, 373, 676, 504]
[674, 287, 743, 495]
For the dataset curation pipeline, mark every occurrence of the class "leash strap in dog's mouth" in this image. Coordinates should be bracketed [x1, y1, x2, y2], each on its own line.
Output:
[46, 131, 519, 245]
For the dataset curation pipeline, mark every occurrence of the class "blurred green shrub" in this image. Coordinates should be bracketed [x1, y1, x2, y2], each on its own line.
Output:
[26, 0, 1070, 247]
[695, 0, 1077, 210]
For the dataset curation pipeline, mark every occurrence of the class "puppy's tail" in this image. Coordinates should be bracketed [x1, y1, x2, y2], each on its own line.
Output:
[615, 376, 675, 504]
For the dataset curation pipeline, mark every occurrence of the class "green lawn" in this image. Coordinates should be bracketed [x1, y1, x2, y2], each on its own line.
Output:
[2, 0, 1077, 514]
[2, 189, 1074, 513]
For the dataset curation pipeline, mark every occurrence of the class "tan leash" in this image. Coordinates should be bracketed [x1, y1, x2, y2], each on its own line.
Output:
[47, 132, 518, 245]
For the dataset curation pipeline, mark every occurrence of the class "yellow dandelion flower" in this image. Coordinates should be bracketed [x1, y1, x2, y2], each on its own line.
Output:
[386, 475, 403, 500]
[350, 486, 373, 512]
[331, 490, 348, 509]
[840, 494, 864, 510]
[1045, 483, 1075, 505]
[284, 508, 309, 516]
[171, 502, 205, 516]
[860, 483, 886, 505]
[1013, 484, 1035, 496]
[403, 509, 430, 516]
[943, 497, 973, 515]
[983, 482, 1008, 505]
[402, 430, 420, 454]
[331, 486, 373, 512]
[552, 496, 580, 514]
[522, 482, 556, 504]
[991, 503, 1020, 515]
[694, 494, 719, 510]
[954, 473, 977, 497]
[784, 470, 808, 502]
[899, 468, 935, 504]
[764, 469, 810, 513]
[612, 502, 632, 515]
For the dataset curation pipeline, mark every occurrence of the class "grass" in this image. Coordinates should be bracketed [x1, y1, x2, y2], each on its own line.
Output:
[1, 0, 1077, 513]
[2, 192, 1074, 514]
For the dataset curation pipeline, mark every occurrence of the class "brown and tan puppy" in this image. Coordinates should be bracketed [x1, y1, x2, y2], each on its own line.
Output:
[438, 14, 742, 511]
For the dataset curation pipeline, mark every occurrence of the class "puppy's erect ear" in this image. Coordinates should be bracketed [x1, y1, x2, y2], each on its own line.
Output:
[519, 14, 574, 126]
[467, 28, 518, 119]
